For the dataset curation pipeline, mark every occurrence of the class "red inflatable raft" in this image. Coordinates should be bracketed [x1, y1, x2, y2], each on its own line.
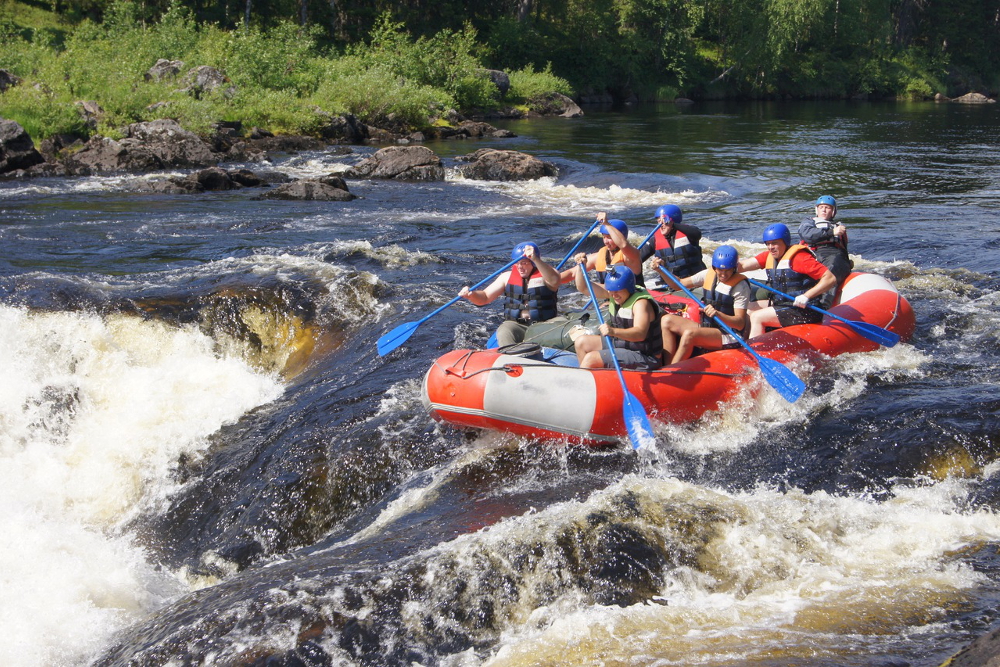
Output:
[421, 272, 915, 445]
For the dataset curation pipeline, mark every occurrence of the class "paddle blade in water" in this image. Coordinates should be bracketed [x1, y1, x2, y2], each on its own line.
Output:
[758, 356, 806, 403]
[377, 321, 420, 356]
[622, 391, 657, 450]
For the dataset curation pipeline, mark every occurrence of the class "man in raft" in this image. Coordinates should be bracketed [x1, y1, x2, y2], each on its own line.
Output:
[638, 204, 707, 287]
[560, 212, 643, 286]
[459, 242, 561, 347]
[651, 244, 751, 365]
[571, 265, 663, 370]
[798, 194, 852, 285]
[739, 223, 837, 339]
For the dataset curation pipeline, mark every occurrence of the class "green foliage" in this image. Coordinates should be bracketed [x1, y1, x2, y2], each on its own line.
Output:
[311, 58, 453, 128]
[0, 83, 87, 140]
[508, 64, 574, 101]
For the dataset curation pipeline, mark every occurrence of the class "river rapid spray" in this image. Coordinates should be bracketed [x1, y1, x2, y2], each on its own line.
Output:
[1, 101, 1000, 665]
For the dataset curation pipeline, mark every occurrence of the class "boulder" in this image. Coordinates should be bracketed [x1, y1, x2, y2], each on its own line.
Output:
[0, 69, 21, 93]
[528, 92, 584, 118]
[75, 100, 103, 130]
[485, 69, 510, 98]
[182, 66, 235, 99]
[318, 113, 370, 144]
[256, 178, 356, 201]
[144, 59, 185, 82]
[123, 119, 218, 168]
[952, 92, 995, 104]
[455, 148, 558, 181]
[62, 136, 164, 175]
[344, 146, 444, 181]
[0, 119, 46, 174]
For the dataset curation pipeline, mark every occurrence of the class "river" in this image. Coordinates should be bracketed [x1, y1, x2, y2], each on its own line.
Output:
[1, 100, 999, 666]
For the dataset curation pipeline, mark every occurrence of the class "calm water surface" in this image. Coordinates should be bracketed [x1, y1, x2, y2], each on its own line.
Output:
[1, 101, 999, 666]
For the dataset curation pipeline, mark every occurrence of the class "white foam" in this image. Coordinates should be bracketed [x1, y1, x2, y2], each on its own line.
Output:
[0, 305, 283, 666]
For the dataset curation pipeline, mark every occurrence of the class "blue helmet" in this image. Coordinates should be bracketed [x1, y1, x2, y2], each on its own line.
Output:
[600, 218, 628, 237]
[762, 223, 791, 246]
[815, 195, 836, 208]
[712, 245, 739, 270]
[655, 204, 682, 224]
[511, 242, 539, 261]
[604, 265, 636, 293]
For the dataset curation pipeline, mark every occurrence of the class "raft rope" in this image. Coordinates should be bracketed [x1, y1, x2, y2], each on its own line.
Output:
[433, 350, 752, 381]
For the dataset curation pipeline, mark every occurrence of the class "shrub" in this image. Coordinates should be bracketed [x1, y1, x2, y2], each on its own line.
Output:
[507, 64, 573, 102]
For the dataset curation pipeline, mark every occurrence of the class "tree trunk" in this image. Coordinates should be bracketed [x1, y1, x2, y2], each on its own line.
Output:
[244, 0, 252, 28]
[517, 0, 533, 22]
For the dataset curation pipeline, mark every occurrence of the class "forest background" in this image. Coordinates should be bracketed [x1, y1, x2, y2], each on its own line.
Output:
[1, 0, 999, 144]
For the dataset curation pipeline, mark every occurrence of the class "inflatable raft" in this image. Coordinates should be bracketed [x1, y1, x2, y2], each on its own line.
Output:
[421, 272, 915, 445]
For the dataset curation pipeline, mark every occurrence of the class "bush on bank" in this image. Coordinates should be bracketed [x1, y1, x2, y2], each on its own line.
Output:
[0, 2, 572, 144]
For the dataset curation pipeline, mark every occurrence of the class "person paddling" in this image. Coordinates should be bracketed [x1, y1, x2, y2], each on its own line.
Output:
[559, 212, 643, 286]
[638, 204, 707, 287]
[798, 195, 852, 285]
[653, 245, 751, 364]
[571, 265, 662, 370]
[739, 223, 837, 339]
[459, 242, 561, 347]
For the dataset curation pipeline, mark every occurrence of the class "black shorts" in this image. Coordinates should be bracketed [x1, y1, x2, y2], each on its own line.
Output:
[775, 306, 824, 328]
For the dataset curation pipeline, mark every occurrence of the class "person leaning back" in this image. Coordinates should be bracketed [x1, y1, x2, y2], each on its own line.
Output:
[739, 223, 837, 339]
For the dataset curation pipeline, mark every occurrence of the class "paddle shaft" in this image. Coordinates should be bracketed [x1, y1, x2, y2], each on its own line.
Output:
[578, 261, 655, 449]
[746, 277, 899, 347]
[659, 266, 805, 402]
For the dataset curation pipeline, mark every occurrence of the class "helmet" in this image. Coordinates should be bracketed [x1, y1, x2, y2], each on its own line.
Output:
[712, 245, 739, 270]
[511, 242, 539, 261]
[600, 218, 629, 237]
[762, 223, 791, 246]
[604, 265, 636, 293]
[815, 195, 836, 208]
[655, 204, 682, 224]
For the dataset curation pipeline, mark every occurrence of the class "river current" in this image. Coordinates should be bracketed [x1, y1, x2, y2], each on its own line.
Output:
[2, 101, 999, 666]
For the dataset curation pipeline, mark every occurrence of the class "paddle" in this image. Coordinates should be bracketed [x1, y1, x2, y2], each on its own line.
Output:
[377, 257, 520, 356]
[746, 278, 900, 348]
[578, 261, 656, 450]
[659, 266, 806, 403]
[486, 218, 605, 348]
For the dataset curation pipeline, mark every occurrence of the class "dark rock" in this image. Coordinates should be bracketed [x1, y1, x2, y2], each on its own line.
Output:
[229, 168, 268, 187]
[144, 59, 185, 82]
[344, 146, 444, 181]
[255, 180, 356, 201]
[39, 133, 85, 161]
[941, 623, 1000, 667]
[122, 119, 218, 168]
[182, 65, 235, 99]
[318, 114, 369, 144]
[455, 148, 558, 181]
[0, 69, 21, 93]
[75, 100, 103, 130]
[527, 92, 584, 118]
[191, 166, 239, 190]
[485, 69, 510, 98]
[1, 119, 49, 174]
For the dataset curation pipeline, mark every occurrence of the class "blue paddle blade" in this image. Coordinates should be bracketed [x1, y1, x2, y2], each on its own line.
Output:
[758, 356, 806, 403]
[486, 331, 498, 348]
[377, 321, 420, 356]
[622, 390, 657, 450]
[845, 320, 900, 347]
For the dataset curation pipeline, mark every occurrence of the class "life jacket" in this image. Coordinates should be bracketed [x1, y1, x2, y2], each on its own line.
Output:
[764, 244, 822, 308]
[503, 267, 558, 323]
[653, 227, 706, 278]
[701, 268, 750, 338]
[803, 217, 849, 252]
[607, 288, 662, 356]
[593, 247, 645, 287]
